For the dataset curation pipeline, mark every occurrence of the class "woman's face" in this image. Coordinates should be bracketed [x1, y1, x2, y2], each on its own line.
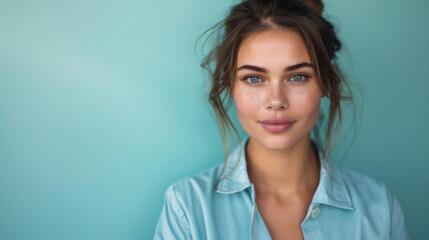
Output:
[232, 28, 322, 151]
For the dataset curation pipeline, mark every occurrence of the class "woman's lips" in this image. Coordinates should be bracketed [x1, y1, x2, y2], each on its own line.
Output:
[259, 118, 296, 133]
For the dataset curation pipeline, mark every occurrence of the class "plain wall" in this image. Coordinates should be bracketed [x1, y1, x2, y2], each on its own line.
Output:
[1, 0, 428, 239]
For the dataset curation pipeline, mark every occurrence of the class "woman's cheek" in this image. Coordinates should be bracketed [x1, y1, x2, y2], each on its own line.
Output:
[233, 87, 260, 122]
[293, 84, 322, 108]
[298, 91, 322, 125]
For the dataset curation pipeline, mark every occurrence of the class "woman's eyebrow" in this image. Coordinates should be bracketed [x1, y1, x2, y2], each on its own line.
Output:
[236, 62, 314, 73]
[286, 62, 314, 71]
[236, 64, 268, 73]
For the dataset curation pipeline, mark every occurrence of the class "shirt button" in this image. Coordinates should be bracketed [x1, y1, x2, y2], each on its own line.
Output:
[310, 206, 320, 218]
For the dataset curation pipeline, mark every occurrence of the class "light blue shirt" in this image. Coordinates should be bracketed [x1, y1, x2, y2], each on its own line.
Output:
[154, 137, 409, 239]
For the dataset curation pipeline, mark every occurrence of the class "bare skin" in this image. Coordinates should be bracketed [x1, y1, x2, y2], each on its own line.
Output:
[233, 28, 323, 239]
[247, 135, 320, 240]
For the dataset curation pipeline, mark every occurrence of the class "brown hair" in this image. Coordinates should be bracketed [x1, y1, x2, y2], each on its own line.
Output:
[197, 0, 356, 189]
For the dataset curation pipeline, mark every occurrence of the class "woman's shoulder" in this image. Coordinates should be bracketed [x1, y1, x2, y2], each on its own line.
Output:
[154, 163, 226, 239]
[164, 162, 224, 199]
[333, 165, 409, 238]
[337, 166, 387, 192]
[334, 165, 400, 212]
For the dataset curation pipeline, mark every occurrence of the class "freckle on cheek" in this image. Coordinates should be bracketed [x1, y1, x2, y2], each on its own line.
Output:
[236, 90, 258, 117]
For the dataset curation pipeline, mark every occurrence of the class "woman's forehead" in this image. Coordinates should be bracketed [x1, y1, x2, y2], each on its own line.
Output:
[237, 29, 311, 71]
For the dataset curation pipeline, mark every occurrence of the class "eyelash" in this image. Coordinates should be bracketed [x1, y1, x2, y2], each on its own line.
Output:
[241, 73, 310, 86]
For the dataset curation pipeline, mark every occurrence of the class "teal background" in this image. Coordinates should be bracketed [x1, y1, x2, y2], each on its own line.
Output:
[0, 0, 427, 239]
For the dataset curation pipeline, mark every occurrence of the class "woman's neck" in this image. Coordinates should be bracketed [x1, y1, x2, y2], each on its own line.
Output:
[246, 135, 320, 199]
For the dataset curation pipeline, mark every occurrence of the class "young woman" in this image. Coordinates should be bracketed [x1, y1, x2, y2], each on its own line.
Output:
[154, 0, 409, 239]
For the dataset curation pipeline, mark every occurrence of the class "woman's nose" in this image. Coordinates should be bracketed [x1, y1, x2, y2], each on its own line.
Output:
[265, 82, 288, 111]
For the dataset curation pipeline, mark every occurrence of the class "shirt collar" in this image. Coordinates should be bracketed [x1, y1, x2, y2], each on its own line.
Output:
[216, 136, 354, 211]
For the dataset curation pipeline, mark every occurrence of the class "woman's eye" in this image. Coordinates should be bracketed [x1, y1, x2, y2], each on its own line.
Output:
[290, 74, 307, 82]
[244, 76, 262, 85]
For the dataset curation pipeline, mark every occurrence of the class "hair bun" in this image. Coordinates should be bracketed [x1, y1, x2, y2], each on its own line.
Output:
[300, 0, 324, 15]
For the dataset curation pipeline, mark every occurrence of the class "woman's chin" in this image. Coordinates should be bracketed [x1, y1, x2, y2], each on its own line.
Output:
[252, 133, 309, 152]
[253, 137, 295, 151]
[264, 142, 295, 151]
